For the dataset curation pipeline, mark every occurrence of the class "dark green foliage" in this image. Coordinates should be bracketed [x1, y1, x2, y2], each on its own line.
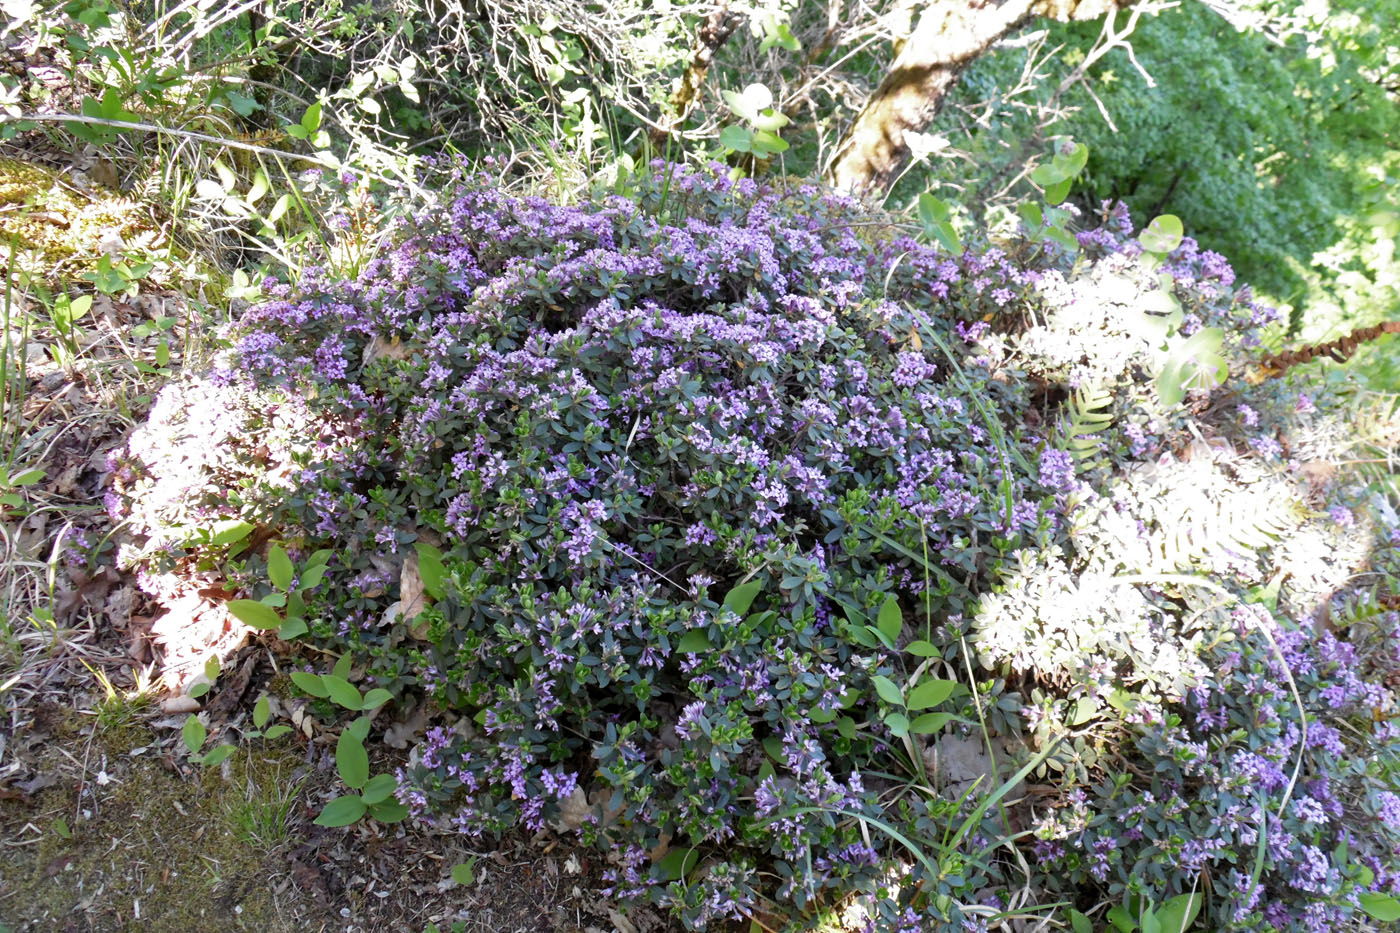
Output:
[926, 1, 1400, 337]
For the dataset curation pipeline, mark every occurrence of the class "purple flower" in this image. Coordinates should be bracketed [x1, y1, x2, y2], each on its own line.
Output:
[1038, 448, 1077, 493]
[1376, 791, 1400, 830]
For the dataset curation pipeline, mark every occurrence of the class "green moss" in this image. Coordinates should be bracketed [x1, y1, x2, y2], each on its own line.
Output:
[0, 736, 312, 931]
[0, 156, 154, 278]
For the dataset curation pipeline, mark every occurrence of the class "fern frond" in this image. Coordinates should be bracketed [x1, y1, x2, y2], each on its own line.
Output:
[1056, 382, 1115, 468]
[1149, 471, 1306, 572]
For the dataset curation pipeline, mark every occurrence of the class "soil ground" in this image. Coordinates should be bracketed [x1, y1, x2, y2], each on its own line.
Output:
[0, 655, 650, 933]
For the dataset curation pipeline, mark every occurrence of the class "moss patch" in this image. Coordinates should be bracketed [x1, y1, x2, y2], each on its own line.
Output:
[0, 156, 156, 279]
[0, 734, 322, 932]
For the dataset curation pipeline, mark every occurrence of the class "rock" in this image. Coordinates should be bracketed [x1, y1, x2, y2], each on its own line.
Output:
[161, 695, 200, 714]
[927, 734, 991, 785]
[553, 785, 592, 833]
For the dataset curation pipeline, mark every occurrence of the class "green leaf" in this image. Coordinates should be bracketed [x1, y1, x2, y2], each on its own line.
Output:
[278, 616, 309, 640]
[751, 130, 789, 155]
[1360, 892, 1400, 922]
[267, 545, 294, 591]
[314, 794, 367, 827]
[931, 220, 962, 255]
[906, 678, 958, 710]
[182, 715, 206, 754]
[917, 195, 963, 254]
[656, 847, 699, 881]
[322, 674, 363, 710]
[344, 718, 370, 749]
[1071, 697, 1096, 726]
[228, 599, 281, 630]
[1140, 907, 1160, 933]
[762, 736, 784, 762]
[1030, 162, 1067, 187]
[884, 711, 909, 737]
[722, 579, 762, 615]
[676, 630, 711, 653]
[367, 798, 409, 822]
[265, 193, 291, 224]
[415, 543, 446, 600]
[1044, 225, 1079, 254]
[876, 595, 902, 644]
[253, 695, 270, 728]
[263, 724, 292, 739]
[361, 773, 398, 805]
[1018, 202, 1043, 232]
[188, 682, 210, 699]
[1069, 910, 1093, 933]
[1140, 214, 1184, 254]
[53, 817, 71, 839]
[909, 711, 955, 734]
[336, 729, 370, 789]
[204, 655, 221, 682]
[301, 102, 322, 133]
[1057, 140, 1088, 176]
[1158, 326, 1228, 407]
[719, 125, 752, 152]
[917, 192, 952, 226]
[332, 653, 353, 680]
[842, 620, 879, 649]
[1107, 905, 1136, 932]
[289, 671, 328, 698]
[1106, 688, 1137, 714]
[871, 675, 904, 708]
[1157, 365, 1187, 408]
[6, 467, 44, 487]
[360, 688, 392, 710]
[451, 859, 477, 885]
[197, 744, 236, 766]
[297, 565, 326, 591]
[214, 160, 237, 192]
[836, 716, 857, 739]
[1156, 892, 1202, 932]
[209, 520, 254, 546]
[1044, 177, 1072, 206]
[905, 640, 941, 658]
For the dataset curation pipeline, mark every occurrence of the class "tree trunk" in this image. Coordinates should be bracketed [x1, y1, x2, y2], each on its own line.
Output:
[824, 0, 1118, 200]
[649, 3, 744, 151]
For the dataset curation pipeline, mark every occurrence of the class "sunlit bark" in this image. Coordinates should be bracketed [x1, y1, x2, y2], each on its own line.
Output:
[650, 3, 744, 150]
[824, 0, 1117, 200]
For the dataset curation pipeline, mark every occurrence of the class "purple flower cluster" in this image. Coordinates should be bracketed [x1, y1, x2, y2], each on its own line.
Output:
[1037, 610, 1400, 932]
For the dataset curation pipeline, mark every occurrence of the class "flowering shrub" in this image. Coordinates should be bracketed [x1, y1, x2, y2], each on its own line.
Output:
[118, 162, 1071, 927]
[112, 162, 1400, 931]
[1033, 595, 1400, 932]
